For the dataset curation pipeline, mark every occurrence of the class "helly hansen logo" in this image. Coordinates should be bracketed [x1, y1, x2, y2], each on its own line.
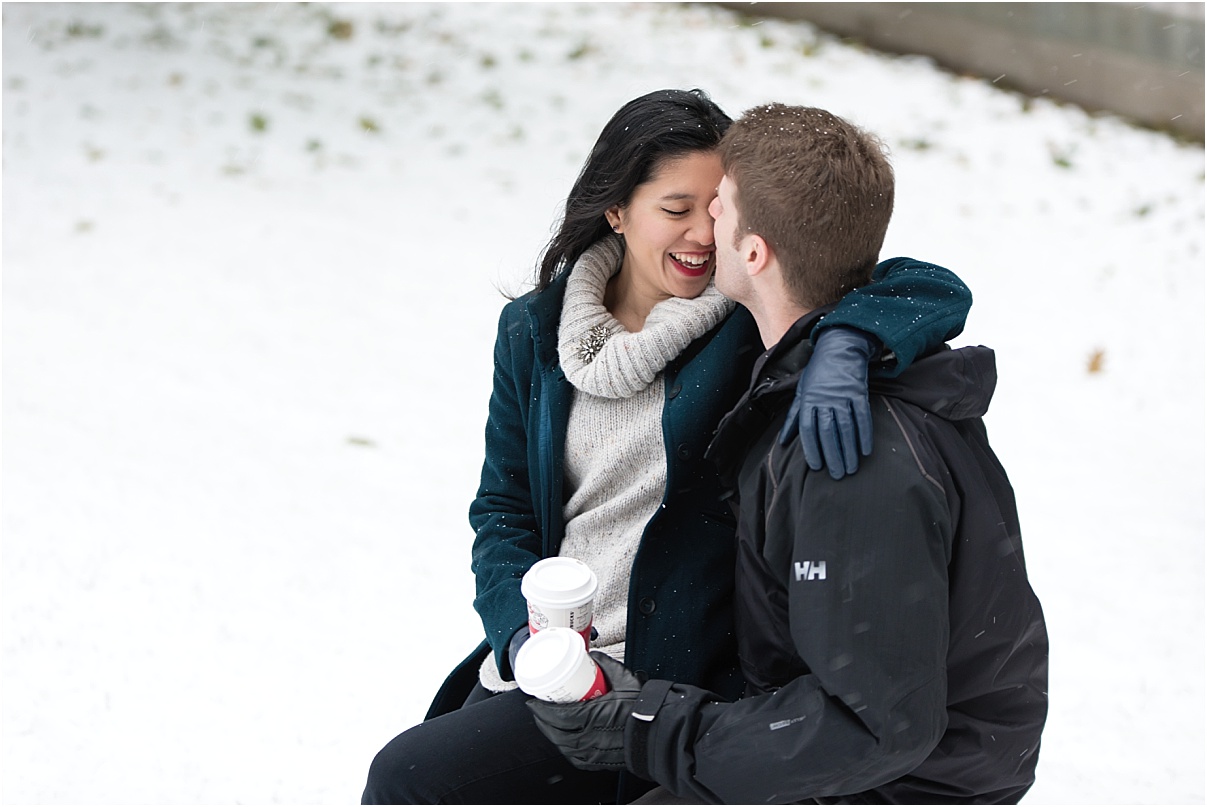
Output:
[794, 560, 827, 581]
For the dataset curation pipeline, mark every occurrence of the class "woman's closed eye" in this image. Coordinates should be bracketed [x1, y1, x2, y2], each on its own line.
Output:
[661, 208, 689, 216]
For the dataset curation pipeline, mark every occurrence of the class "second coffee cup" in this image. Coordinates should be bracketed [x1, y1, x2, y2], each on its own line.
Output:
[521, 557, 597, 646]
[514, 626, 609, 703]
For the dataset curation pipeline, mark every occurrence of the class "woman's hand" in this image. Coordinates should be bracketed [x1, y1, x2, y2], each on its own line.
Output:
[779, 326, 879, 480]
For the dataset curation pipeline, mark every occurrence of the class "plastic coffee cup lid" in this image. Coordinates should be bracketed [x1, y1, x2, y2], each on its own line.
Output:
[521, 557, 598, 609]
[514, 627, 588, 693]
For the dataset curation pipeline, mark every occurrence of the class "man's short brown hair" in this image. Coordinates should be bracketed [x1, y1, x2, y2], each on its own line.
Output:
[719, 104, 894, 308]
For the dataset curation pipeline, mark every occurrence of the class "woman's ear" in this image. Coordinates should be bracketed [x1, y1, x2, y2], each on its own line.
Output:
[605, 206, 623, 233]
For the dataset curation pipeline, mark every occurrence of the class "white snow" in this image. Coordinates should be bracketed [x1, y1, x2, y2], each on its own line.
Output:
[2, 2, 1203, 804]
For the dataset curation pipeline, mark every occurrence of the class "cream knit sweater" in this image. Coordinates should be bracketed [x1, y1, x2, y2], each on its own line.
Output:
[479, 237, 733, 692]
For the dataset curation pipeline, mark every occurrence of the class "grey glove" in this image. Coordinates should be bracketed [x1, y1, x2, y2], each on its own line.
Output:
[525, 652, 643, 771]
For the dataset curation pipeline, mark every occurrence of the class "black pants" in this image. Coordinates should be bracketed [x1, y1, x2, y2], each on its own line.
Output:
[362, 686, 644, 804]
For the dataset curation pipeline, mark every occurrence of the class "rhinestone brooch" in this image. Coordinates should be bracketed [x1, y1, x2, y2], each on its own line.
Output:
[577, 324, 611, 364]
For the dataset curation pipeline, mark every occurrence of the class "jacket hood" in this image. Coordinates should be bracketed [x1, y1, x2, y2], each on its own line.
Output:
[706, 313, 998, 486]
[871, 344, 998, 421]
[744, 309, 999, 423]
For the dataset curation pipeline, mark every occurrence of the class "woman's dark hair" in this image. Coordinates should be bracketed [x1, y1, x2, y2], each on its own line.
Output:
[535, 88, 732, 290]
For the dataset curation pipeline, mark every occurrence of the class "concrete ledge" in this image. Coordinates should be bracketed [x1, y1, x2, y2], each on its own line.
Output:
[720, 2, 1204, 141]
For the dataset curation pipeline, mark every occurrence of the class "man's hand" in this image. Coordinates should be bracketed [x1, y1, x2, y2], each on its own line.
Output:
[779, 326, 879, 480]
[526, 653, 644, 771]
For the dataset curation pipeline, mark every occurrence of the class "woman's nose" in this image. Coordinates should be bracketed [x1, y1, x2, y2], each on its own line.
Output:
[689, 210, 715, 246]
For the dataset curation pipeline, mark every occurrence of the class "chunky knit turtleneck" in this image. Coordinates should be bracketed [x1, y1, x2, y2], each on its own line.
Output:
[479, 237, 733, 693]
[557, 236, 734, 399]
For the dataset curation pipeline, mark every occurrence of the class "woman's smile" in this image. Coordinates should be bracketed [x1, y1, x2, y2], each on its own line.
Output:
[669, 251, 713, 277]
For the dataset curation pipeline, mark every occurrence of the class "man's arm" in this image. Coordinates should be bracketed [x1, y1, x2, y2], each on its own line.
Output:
[628, 407, 956, 803]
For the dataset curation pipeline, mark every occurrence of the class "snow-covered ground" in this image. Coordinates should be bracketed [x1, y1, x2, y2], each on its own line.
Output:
[2, 3, 1203, 804]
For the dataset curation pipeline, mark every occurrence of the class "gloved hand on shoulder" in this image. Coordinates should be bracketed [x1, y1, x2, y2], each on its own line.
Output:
[526, 652, 644, 770]
[779, 325, 879, 480]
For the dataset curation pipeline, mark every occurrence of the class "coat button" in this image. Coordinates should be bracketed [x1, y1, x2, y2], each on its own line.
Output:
[667, 383, 682, 399]
[638, 597, 656, 615]
[676, 444, 692, 461]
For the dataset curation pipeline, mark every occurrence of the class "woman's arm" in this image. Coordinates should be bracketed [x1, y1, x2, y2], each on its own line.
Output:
[468, 304, 544, 678]
[780, 257, 972, 479]
[820, 256, 971, 373]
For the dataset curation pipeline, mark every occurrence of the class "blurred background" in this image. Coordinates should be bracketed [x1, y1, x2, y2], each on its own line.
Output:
[726, 2, 1204, 142]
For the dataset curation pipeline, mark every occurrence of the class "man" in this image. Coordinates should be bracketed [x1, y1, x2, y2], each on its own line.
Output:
[527, 104, 1049, 804]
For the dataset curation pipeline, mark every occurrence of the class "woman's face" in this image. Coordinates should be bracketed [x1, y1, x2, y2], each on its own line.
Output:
[607, 150, 723, 301]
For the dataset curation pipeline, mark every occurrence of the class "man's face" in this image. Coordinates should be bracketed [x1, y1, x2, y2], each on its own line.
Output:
[708, 174, 751, 304]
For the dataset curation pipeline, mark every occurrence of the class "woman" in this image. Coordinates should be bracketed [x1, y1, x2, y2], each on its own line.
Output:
[363, 89, 970, 804]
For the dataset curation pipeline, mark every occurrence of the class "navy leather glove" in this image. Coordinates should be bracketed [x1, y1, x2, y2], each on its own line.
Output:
[779, 326, 879, 480]
[526, 653, 643, 771]
[504, 626, 531, 681]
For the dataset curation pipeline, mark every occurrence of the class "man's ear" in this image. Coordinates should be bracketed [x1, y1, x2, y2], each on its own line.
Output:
[744, 234, 773, 278]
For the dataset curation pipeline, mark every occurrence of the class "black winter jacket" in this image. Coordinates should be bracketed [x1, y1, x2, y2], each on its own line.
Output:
[624, 313, 1049, 804]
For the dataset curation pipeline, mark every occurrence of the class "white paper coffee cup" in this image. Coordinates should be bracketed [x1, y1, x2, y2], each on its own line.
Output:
[514, 627, 609, 703]
[521, 557, 597, 645]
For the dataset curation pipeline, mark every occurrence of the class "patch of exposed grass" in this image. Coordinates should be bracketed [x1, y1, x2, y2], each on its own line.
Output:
[328, 19, 354, 40]
[66, 21, 104, 38]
